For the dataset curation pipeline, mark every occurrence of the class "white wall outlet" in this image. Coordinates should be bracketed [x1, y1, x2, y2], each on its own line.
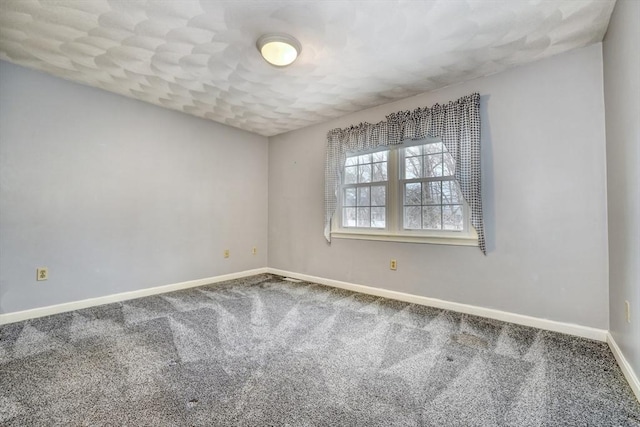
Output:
[37, 267, 48, 281]
[252, 247, 257, 255]
[626, 300, 631, 323]
[224, 249, 230, 258]
[390, 259, 397, 270]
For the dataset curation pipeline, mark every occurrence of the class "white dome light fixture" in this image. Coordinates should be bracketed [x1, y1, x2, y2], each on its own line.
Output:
[257, 34, 301, 67]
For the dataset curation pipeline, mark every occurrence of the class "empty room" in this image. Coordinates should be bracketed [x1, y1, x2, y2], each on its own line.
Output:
[0, 0, 638, 425]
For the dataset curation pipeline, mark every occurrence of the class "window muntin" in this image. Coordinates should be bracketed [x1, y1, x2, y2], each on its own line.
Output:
[401, 142, 464, 231]
[342, 151, 388, 229]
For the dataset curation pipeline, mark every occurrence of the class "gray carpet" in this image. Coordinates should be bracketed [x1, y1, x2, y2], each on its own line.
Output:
[0, 274, 638, 426]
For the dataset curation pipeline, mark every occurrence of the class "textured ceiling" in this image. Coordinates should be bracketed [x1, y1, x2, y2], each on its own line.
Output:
[0, 0, 615, 137]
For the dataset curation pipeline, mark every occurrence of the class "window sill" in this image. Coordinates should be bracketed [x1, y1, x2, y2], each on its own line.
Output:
[330, 230, 478, 246]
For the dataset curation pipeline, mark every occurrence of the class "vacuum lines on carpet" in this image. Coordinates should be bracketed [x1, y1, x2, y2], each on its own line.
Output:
[0, 274, 638, 425]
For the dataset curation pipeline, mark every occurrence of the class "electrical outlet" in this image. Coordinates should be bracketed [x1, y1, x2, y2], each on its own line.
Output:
[626, 300, 631, 323]
[37, 267, 48, 281]
[224, 249, 230, 258]
[390, 259, 397, 270]
[252, 247, 257, 255]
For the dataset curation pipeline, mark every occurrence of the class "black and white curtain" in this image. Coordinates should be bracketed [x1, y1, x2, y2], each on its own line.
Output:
[324, 93, 486, 254]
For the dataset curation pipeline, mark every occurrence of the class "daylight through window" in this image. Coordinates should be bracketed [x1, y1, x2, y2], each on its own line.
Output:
[336, 139, 475, 243]
[342, 151, 388, 228]
[401, 142, 464, 231]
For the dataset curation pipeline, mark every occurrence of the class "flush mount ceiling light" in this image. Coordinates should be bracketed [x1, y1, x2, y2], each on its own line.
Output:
[256, 34, 301, 67]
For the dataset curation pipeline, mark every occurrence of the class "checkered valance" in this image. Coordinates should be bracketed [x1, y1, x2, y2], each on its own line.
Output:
[324, 93, 485, 254]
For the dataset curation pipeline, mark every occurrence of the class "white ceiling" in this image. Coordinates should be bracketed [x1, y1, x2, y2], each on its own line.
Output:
[0, 0, 615, 137]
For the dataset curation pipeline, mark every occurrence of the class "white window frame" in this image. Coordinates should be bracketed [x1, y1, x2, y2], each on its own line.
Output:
[332, 138, 478, 246]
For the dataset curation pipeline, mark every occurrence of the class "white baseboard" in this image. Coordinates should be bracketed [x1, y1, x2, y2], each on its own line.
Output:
[0, 268, 268, 325]
[267, 268, 608, 342]
[607, 333, 640, 402]
[0, 266, 609, 344]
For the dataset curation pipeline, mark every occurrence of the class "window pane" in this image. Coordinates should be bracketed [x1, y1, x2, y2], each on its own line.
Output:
[404, 206, 421, 229]
[425, 142, 444, 154]
[357, 207, 370, 227]
[405, 157, 422, 179]
[371, 207, 386, 228]
[344, 188, 356, 206]
[405, 145, 421, 157]
[371, 185, 386, 206]
[443, 205, 463, 230]
[423, 206, 442, 230]
[423, 181, 441, 205]
[344, 166, 357, 184]
[372, 162, 387, 182]
[345, 156, 357, 166]
[343, 208, 356, 227]
[442, 152, 455, 176]
[441, 180, 462, 204]
[405, 182, 421, 205]
[357, 187, 370, 206]
[372, 151, 388, 162]
[358, 164, 371, 183]
[425, 154, 443, 177]
[358, 153, 372, 164]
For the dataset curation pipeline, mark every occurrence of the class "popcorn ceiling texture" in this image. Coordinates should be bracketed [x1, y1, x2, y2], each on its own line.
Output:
[0, 0, 615, 136]
[0, 274, 638, 425]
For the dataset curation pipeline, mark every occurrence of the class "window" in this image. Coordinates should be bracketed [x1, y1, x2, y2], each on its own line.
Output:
[334, 139, 477, 246]
[401, 142, 463, 231]
[342, 152, 387, 228]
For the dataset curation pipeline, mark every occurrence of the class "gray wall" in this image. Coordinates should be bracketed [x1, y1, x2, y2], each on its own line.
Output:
[0, 61, 268, 314]
[603, 0, 640, 373]
[268, 44, 609, 329]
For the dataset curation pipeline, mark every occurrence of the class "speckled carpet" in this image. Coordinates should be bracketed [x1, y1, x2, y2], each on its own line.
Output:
[1, 274, 638, 426]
